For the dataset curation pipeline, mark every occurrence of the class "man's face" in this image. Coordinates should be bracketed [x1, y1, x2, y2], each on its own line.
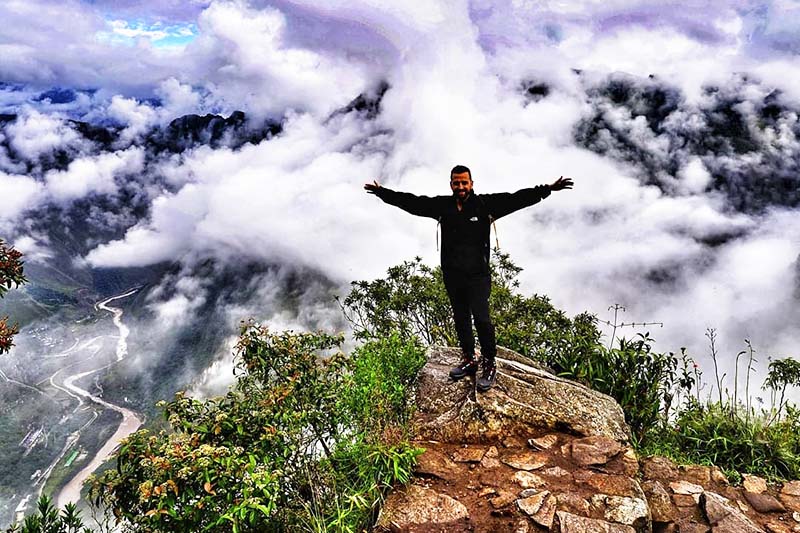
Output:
[450, 171, 473, 200]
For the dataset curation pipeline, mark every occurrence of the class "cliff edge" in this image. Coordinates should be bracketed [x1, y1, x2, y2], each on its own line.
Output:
[375, 346, 800, 533]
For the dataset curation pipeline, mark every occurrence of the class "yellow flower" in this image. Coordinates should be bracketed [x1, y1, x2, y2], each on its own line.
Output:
[138, 481, 153, 501]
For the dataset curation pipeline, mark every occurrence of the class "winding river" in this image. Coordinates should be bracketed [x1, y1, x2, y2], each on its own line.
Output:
[54, 289, 142, 508]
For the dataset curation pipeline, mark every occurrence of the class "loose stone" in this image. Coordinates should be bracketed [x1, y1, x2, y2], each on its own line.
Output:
[517, 490, 550, 516]
[490, 490, 517, 509]
[528, 434, 558, 450]
[501, 452, 547, 471]
[452, 447, 486, 463]
[744, 492, 788, 513]
[669, 480, 704, 495]
[743, 474, 768, 494]
[480, 446, 502, 468]
[514, 471, 546, 489]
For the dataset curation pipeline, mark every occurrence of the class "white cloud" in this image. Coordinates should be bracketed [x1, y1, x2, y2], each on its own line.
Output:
[85, 114, 396, 275]
[0, 171, 44, 223]
[147, 276, 208, 329]
[189, 1, 368, 118]
[155, 78, 202, 117]
[678, 157, 712, 194]
[6, 108, 84, 161]
[107, 96, 158, 143]
[85, 185, 208, 267]
[11, 235, 52, 263]
[45, 147, 145, 202]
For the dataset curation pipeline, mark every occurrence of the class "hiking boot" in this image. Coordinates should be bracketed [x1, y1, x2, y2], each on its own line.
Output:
[449, 353, 478, 380]
[476, 360, 497, 392]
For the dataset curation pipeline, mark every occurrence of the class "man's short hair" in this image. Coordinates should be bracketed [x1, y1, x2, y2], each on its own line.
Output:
[450, 164, 471, 180]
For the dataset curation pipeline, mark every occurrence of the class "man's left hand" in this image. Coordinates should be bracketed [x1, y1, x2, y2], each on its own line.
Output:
[549, 176, 573, 191]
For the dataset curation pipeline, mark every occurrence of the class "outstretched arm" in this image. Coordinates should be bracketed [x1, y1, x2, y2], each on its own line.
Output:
[483, 176, 573, 220]
[364, 180, 441, 219]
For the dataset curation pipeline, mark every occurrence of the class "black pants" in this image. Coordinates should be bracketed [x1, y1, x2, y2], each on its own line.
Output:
[443, 271, 496, 363]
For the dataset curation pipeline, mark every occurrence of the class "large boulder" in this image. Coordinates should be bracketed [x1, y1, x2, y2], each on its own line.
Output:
[413, 346, 631, 443]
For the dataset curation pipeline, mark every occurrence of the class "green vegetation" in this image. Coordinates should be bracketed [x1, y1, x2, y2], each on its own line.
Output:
[0, 238, 26, 354]
[89, 327, 424, 532]
[339, 251, 684, 441]
[339, 253, 598, 366]
[4, 495, 90, 533]
[340, 251, 800, 481]
[639, 334, 800, 481]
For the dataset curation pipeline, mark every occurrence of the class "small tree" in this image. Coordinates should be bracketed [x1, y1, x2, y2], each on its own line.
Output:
[764, 357, 800, 421]
[338, 249, 602, 364]
[0, 238, 26, 354]
[4, 495, 91, 533]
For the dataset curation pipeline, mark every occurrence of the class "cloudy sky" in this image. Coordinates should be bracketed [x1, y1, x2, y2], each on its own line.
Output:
[2, 0, 800, 393]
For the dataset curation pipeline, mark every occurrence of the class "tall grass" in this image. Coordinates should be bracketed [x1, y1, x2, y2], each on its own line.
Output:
[639, 332, 800, 481]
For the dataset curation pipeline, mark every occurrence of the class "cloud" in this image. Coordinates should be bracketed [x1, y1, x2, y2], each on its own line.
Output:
[84, 113, 393, 275]
[188, 1, 368, 118]
[107, 96, 159, 143]
[45, 147, 145, 202]
[0, 1, 373, 122]
[85, 183, 209, 267]
[11, 235, 52, 263]
[0, 171, 44, 225]
[83, 0, 212, 22]
[146, 274, 209, 329]
[155, 78, 202, 117]
[5, 108, 86, 161]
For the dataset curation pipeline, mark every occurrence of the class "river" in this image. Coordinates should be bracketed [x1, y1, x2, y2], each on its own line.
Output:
[46, 289, 142, 508]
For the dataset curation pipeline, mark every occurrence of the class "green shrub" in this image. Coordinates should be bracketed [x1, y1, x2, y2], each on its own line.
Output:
[4, 495, 90, 533]
[341, 333, 426, 431]
[90, 326, 425, 532]
[551, 334, 695, 444]
[339, 251, 602, 364]
[640, 339, 800, 482]
[764, 357, 800, 421]
[304, 439, 422, 533]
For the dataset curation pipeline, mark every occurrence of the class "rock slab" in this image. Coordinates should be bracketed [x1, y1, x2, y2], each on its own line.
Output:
[375, 485, 468, 531]
[700, 491, 765, 533]
[413, 346, 631, 443]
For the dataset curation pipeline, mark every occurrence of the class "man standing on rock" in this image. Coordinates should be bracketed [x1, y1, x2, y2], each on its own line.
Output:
[365, 165, 573, 391]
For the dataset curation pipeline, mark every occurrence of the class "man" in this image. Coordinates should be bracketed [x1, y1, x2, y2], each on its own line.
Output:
[365, 165, 573, 391]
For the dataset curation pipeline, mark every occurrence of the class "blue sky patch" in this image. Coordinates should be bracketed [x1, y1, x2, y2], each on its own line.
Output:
[97, 19, 198, 49]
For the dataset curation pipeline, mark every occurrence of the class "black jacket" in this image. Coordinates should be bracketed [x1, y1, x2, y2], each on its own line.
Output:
[375, 186, 551, 275]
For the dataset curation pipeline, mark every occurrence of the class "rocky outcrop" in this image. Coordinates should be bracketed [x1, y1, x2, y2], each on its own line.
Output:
[638, 458, 800, 533]
[413, 346, 630, 444]
[377, 345, 800, 533]
[148, 111, 281, 153]
[375, 432, 648, 532]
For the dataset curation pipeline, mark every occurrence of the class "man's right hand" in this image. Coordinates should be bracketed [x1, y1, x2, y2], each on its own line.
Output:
[364, 180, 382, 194]
[549, 176, 574, 191]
